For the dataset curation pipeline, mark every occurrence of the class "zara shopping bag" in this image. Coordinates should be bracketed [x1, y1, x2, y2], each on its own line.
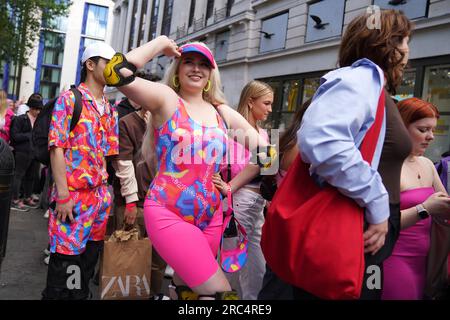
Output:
[100, 228, 152, 299]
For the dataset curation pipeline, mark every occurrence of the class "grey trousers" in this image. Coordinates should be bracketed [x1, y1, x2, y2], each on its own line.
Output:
[226, 187, 266, 300]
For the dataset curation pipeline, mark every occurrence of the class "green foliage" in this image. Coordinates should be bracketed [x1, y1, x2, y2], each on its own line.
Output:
[0, 0, 71, 97]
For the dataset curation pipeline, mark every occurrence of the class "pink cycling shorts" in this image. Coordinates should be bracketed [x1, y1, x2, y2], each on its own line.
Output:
[143, 199, 223, 288]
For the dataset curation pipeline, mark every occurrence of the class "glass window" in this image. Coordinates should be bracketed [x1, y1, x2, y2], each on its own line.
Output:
[259, 12, 289, 53]
[206, 0, 214, 20]
[302, 77, 320, 103]
[40, 66, 61, 100]
[226, 0, 234, 17]
[281, 80, 300, 112]
[149, 0, 160, 40]
[423, 64, 450, 162]
[0, 60, 4, 90]
[189, 0, 196, 27]
[7, 61, 18, 97]
[85, 4, 108, 39]
[161, 0, 174, 36]
[138, 0, 148, 46]
[42, 32, 65, 66]
[394, 69, 416, 101]
[128, 1, 139, 51]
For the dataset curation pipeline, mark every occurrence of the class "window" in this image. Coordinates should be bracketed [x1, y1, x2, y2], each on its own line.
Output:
[263, 74, 323, 131]
[42, 32, 65, 66]
[7, 61, 18, 98]
[0, 61, 4, 91]
[206, 0, 214, 20]
[76, 4, 110, 85]
[37, 31, 65, 100]
[138, 0, 148, 46]
[149, 0, 160, 40]
[259, 12, 289, 53]
[373, 0, 428, 20]
[128, 0, 139, 51]
[41, 0, 69, 32]
[423, 64, 450, 161]
[226, 0, 234, 17]
[161, 0, 174, 36]
[84, 4, 108, 39]
[305, 0, 345, 43]
[215, 31, 230, 62]
[394, 69, 416, 101]
[189, 0, 196, 28]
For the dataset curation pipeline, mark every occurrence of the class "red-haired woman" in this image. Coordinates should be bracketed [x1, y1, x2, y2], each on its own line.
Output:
[382, 98, 450, 300]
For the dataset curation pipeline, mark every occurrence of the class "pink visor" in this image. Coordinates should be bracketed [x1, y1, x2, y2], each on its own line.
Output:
[179, 43, 216, 69]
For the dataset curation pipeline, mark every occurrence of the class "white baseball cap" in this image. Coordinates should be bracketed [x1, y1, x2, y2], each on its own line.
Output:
[81, 42, 116, 64]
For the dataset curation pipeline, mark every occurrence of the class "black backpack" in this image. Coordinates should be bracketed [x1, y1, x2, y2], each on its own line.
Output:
[32, 86, 82, 166]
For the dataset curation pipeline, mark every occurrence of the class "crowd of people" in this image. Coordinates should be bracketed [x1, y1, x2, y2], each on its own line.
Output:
[0, 9, 449, 300]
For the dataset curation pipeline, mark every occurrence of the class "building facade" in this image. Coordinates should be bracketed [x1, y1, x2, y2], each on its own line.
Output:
[111, 0, 450, 161]
[0, 0, 115, 102]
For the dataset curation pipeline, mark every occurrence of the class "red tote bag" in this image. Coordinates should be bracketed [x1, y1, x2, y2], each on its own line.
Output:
[261, 90, 385, 300]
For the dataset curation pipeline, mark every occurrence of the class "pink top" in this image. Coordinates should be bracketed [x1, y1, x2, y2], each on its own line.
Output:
[147, 99, 228, 230]
[395, 187, 433, 257]
[382, 187, 434, 300]
[0, 108, 14, 143]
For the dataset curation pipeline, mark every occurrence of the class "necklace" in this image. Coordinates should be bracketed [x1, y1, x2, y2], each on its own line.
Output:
[407, 157, 421, 180]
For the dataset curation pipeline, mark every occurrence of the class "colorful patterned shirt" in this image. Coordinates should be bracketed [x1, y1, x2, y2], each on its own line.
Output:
[147, 98, 228, 230]
[48, 83, 119, 191]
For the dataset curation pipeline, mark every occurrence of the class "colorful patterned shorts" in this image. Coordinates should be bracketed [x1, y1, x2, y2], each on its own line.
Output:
[48, 185, 111, 255]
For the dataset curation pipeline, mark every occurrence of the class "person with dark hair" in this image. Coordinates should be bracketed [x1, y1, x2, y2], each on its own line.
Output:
[10, 93, 43, 211]
[42, 41, 118, 300]
[382, 98, 450, 300]
[258, 98, 312, 300]
[284, 10, 413, 300]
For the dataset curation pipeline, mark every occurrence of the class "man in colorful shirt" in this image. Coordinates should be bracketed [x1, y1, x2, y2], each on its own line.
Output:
[42, 42, 118, 300]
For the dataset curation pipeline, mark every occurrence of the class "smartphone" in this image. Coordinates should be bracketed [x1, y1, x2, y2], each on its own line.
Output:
[49, 201, 77, 224]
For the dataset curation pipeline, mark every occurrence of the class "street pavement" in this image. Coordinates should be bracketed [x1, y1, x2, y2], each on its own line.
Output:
[0, 206, 169, 300]
[0, 207, 49, 300]
[0, 207, 101, 300]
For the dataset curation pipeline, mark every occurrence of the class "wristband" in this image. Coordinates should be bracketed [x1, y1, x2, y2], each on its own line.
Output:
[225, 183, 232, 194]
[56, 195, 71, 204]
[125, 202, 137, 210]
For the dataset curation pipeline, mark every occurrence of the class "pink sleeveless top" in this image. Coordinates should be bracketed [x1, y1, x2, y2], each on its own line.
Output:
[382, 187, 433, 300]
[147, 99, 228, 230]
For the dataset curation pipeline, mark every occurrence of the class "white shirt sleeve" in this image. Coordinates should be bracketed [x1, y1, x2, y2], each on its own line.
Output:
[297, 60, 389, 224]
[113, 159, 139, 204]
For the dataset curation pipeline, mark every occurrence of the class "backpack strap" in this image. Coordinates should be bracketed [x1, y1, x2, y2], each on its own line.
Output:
[69, 86, 82, 132]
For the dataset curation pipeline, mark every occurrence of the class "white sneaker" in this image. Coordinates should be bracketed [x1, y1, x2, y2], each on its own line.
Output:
[153, 294, 170, 300]
[43, 210, 49, 218]
[44, 256, 50, 265]
[164, 265, 174, 279]
[43, 248, 50, 256]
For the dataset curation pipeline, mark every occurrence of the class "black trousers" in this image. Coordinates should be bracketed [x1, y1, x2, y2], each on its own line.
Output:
[258, 264, 294, 300]
[293, 204, 400, 300]
[42, 241, 103, 300]
[12, 151, 39, 200]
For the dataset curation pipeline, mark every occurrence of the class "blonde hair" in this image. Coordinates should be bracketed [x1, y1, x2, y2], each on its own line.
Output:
[141, 42, 227, 171]
[0, 90, 7, 118]
[236, 80, 273, 126]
